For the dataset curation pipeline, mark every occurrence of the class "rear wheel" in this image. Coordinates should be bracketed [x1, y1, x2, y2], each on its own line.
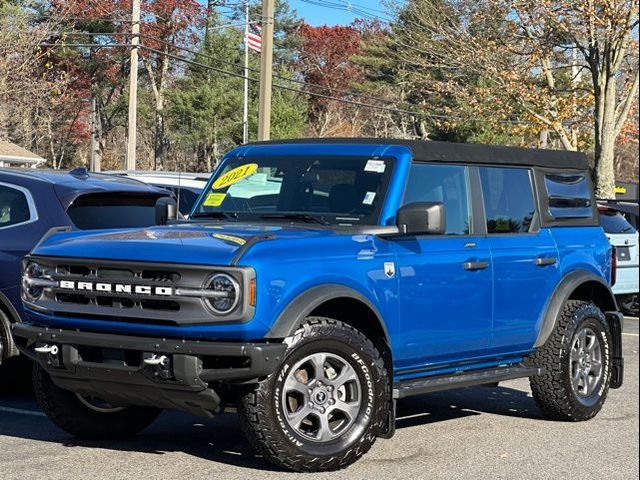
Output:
[33, 364, 161, 439]
[528, 300, 612, 421]
[238, 317, 389, 472]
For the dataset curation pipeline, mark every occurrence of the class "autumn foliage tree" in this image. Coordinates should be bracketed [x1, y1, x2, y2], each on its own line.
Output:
[385, 0, 638, 197]
[296, 23, 366, 136]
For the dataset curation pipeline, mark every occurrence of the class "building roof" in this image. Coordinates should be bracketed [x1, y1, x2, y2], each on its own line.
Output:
[248, 138, 589, 170]
[0, 139, 45, 165]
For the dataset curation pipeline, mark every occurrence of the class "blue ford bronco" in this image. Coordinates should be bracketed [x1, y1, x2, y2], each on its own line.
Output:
[13, 139, 624, 472]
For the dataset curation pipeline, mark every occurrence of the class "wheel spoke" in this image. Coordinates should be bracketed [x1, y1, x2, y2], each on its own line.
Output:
[328, 362, 358, 389]
[287, 404, 314, 430]
[284, 375, 309, 395]
[571, 362, 581, 381]
[580, 372, 590, 395]
[309, 353, 328, 382]
[577, 329, 587, 350]
[331, 399, 361, 421]
[316, 413, 335, 442]
[571, 347, 581, 362]
[590, 360, 602, 377]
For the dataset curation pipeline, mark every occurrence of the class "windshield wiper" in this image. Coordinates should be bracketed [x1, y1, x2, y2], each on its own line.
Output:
[259, 213, 329, 226]
[191, 211, 238, 221]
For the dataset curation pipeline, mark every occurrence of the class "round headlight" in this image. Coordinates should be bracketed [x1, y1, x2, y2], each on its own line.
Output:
[23, 262, 46, 301]
[205, 273, 240, 314]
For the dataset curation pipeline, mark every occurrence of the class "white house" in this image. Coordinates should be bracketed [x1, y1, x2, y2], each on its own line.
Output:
[0, 138, 46, 167]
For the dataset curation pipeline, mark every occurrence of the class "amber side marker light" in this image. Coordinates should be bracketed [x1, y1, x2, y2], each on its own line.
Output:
[249, 278, 257, 307]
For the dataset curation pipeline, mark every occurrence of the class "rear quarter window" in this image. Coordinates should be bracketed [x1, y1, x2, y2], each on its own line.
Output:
[544, 173, 593, 219]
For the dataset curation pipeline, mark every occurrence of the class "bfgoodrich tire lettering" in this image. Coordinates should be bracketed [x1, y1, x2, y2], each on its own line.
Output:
[528, 300, 612, 421]
[238, 317, 389, 472]
[33, 364, 161, 439]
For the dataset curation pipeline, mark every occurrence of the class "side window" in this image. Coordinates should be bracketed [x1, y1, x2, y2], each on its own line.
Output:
[544, 172, 593, 219]
[479, 167, 536, 234]
[0, 184, 32, 228]
[403, 164, 472, 235]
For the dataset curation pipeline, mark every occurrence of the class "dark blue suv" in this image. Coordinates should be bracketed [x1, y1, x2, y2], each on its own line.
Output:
[12, 140, 624, 472]
[0, 168, 174, 364]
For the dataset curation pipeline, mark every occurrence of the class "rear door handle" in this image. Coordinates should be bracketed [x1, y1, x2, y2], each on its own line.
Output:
[463, 261, 490, 271]
[534, 257, 557, 267]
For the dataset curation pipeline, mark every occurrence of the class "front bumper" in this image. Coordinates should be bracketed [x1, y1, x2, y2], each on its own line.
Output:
[12, 323, 286, 416]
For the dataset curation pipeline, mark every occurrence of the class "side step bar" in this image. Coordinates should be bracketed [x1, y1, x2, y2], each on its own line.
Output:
[393, 364, 543, 399]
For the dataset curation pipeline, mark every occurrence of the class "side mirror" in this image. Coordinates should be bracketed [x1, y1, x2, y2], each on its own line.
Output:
[396, 202, 446, 235]
[155, 197, 178, 225]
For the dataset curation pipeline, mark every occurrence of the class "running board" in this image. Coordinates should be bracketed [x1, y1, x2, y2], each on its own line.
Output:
[393, 364, 543, 399]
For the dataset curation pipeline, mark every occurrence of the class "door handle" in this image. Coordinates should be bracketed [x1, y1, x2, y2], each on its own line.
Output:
[534, 257, 557, 267]
[463, 261, 490, 271]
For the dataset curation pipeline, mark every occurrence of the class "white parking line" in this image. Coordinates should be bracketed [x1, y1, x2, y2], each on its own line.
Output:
[622, 332, 639, 337]
[0, 406, 46, 417]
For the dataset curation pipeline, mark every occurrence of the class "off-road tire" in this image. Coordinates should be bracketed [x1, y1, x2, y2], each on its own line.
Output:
[528, 300, 612, 421]
[33, 364, 161, 439]
[238, 317, 390, 472]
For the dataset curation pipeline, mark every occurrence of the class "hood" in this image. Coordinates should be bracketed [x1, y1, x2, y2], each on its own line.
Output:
[32, 223, 339, 266]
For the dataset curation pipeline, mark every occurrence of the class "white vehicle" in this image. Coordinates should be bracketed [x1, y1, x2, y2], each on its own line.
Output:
[106, 171, 208, 216]
[599, 205, 639, 316]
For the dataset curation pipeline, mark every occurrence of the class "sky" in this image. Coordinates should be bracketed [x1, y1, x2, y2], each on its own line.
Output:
[290, 0, 388, 26]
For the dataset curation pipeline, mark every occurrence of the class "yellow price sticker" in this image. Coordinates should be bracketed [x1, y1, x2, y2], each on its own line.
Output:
[203, 193, 227, 207]
[212, 163, 258, 190]
[615, 186, 627, 194]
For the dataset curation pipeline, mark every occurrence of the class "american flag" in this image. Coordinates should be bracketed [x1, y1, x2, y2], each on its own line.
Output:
[245, 22, 262, 53]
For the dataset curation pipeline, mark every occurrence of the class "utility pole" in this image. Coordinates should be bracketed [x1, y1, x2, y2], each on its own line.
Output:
[257, 0, 274, 141]
[126, 0, 141, 170]
[242, 0, 250, 144]
[90, 95, 101, 172]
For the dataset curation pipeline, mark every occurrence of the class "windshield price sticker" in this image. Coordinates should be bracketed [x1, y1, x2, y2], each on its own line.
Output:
[213, 163, 258, 190]
[363, 192, 377, 205]
[364, 159, 386, 173]
[203, 193, 227, 207]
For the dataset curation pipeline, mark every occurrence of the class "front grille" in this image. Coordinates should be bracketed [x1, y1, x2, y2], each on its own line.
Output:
[25, 256, 254, 325]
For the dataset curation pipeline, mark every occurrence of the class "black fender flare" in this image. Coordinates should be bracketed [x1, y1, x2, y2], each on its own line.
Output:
[534, 270, 618, 348]
[0, 291, 21, 359]
[265, 284, 391, 346]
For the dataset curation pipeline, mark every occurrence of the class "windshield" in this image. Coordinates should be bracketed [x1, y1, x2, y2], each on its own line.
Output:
[600, 209, 637, 234]
[192, 156, 395, 226]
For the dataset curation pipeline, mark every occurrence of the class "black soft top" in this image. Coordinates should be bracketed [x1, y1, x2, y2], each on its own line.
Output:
[250, 138, 589, 170]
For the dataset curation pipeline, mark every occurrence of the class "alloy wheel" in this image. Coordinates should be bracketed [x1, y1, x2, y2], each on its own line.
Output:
[281, 352, 362, 443]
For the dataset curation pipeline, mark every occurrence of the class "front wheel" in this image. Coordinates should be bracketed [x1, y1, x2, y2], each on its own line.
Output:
[238, 317, 390, 472]
[33, 364, 161, 439]
[528, 300, 612, 421]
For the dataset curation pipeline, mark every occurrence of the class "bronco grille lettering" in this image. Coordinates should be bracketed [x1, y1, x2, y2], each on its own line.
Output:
[58, 280, 173, 297]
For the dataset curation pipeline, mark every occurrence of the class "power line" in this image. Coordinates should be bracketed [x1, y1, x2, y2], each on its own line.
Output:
[39, 40, 533, 126]
[139, 44, 532, 125]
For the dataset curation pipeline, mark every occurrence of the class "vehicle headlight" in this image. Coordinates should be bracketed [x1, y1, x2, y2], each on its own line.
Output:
[22, 262, 46, 301]
[204, 273, 240, 314]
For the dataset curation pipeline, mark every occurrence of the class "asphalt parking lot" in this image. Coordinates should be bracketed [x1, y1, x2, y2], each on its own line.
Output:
[1, 319, 638, 480]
